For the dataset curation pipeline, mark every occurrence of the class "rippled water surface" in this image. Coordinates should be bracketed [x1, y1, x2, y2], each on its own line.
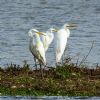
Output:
[0, 0, 100, 67]
[0, 96, 100, 100]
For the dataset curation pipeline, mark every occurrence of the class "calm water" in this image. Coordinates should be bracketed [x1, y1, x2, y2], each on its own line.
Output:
[0, 0, 100, 67]
[0, 96, 100, 100]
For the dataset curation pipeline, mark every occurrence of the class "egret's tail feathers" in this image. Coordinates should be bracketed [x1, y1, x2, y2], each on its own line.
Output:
[56, 53, 62, 63]
[41, 57, 46, 66]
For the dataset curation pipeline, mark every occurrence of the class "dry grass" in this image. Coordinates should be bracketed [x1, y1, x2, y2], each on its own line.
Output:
[0, 60, 100, 96]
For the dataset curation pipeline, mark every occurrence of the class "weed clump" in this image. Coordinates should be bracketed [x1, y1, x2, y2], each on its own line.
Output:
[0, 60, 100, 96]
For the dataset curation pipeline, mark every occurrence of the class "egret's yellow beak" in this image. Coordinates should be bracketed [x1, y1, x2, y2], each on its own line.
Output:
[67, 23, 77, 28]
[36, 32, 46, 36]
[53, 28, 59, 32]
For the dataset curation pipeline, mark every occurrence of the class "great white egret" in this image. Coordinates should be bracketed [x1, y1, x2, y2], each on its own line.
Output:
[41, 28, 56, 52]
[28, 28, 46, 69]
[55, 23, 76, 64]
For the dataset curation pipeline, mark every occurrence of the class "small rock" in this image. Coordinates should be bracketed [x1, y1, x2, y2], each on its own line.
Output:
[11, 85, 17, 89]
[20, 84, 25, 88]
[72, 73, 77, 76]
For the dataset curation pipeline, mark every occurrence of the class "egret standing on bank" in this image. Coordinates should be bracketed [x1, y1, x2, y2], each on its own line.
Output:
[42, 28, 56, 52]
[28, 28, 46, 69]
[55, 23, 76, 64]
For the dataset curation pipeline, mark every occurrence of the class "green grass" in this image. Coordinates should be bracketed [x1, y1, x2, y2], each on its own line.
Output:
[0, 62, 100, 96]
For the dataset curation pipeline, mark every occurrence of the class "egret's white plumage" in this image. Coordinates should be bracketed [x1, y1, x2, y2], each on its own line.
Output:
[55, 24, 71, 63]
[28, 29, 46, 66]
[42, 28, 55, 52]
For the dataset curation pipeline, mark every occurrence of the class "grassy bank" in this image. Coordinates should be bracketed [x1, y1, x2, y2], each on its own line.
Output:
[0, 61, 100, 96]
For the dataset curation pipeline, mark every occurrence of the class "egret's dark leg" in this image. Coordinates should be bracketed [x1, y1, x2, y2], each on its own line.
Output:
[40, 63, 43, 78]
[56, 62, 59, 67]
[56, 62, 58, 67]
[44, 63, 47, 70]
[34, 58, 37, 70]
[62, 55, 64, 65]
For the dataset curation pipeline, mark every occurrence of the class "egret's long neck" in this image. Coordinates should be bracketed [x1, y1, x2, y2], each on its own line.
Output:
[29, 37, 33, 42]
[49, 32, 54, 40]
[47, 31, 53, 36]
[29, 33, 41, 45]
[35, 33, 41, 43]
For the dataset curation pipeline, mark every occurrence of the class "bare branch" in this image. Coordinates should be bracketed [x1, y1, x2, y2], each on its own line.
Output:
[79, 41, 95, 66]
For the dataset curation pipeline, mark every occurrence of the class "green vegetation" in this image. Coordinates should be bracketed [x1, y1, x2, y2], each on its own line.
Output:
[0, 61, 100, 96]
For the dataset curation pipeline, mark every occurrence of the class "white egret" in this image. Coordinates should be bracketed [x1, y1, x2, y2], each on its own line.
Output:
[41, 28, 56, 52]
[55, 23, 76, 64]
[28, 28, 46, 69]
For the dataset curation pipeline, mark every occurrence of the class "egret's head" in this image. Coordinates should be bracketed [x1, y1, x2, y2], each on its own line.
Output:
[63, 23, 77, 30]
[28, 28, 39, 37]
[28, 29, 34, 37]
[49, 27, 59, 33]
[31, 29, 39, 33]
[49, 28, 57, 33]
[28, 28, 46, 37]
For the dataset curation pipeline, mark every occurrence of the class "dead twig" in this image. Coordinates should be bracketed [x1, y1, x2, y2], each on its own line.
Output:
[79, 41, 95, 66]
